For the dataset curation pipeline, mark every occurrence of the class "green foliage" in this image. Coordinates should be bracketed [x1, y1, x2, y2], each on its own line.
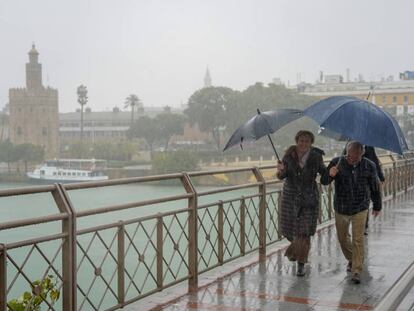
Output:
[152, 150, 198, 174]
[65, 141, 137, 161]
[127, 116, 161, 158]
[91, 142, 136, 161]
[125, 94, 143, 124]
[0, 140, 15, 164]
[0, 141, 45, 173]
[65, 142, 91, 158]
[7, 275, 60, 311]
[184, 84, 315, 151]
[185, 86, 236, 150]
[155, 112, 187, 150]
[14, 143, 45, 172]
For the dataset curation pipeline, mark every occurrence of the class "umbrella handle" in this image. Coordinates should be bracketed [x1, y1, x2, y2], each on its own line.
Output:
[267, 134, 280, 161]
[336, 139, 351, 169]
[257, 108, 281, 161]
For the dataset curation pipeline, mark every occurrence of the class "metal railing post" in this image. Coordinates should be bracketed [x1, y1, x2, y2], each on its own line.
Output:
[404, 160, 410, 192]
[53, 184, 77, 311]
[156, 215, 163, 290]
[328, 184, 333, 220]
[0, 244, 6, 311]
[277, 190, 282, 240]
[392, 162, 397, 198]
[117, 221, 125, 305]
[252, 167, 266, 259]
[240, 197, 246, 256]
[218, 201, 224, 265]
[181, 173, 198, 292]
[318, 184, 323, 224]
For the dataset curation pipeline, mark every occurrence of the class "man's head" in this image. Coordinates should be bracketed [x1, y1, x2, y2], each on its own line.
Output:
[346, 141, 364, 165]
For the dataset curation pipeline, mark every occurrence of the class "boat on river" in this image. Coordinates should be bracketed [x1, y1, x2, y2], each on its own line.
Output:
[27, 159, 109, 182]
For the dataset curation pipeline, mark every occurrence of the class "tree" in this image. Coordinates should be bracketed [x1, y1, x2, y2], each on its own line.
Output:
[0, 112, 8, 141]
[125, 94, 143, 125]
[155, 112, 186, 150]
[91, 142, 136, 161]
[127, 116, 161, 159]
[185, 87, 236, 150]
[67, 142, 91, 159]
[0, 140, 15, 173]
[152, 150, 198, 174]
[14, 143, 45, 172]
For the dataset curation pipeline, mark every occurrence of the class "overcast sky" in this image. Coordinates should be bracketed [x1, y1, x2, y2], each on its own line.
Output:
[1, 0, 414, 112]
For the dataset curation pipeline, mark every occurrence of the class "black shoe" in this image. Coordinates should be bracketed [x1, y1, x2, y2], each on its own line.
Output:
[364, 229, 368, 236]
[297, 263, 305, 277]
[347, 262, 352, 272]
[351, 273, 361, 284]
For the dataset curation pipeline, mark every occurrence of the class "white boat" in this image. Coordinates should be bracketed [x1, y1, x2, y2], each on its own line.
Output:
[27, 159, 109, 182]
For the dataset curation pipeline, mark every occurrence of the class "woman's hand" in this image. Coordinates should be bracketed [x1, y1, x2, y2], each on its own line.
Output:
[276, 161, 285, 172]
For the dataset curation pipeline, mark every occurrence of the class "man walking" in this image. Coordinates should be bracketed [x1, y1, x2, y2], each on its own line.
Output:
[321, 141, 382, 284]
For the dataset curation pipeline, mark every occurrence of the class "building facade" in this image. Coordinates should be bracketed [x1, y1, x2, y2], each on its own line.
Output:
[59, 107, 209, 147]
[300, 78, 414, 116]
[8, 45, 59, 158]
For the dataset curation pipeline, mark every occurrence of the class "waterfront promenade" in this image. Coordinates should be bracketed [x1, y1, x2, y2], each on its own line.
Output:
[128, 193, 414, 310]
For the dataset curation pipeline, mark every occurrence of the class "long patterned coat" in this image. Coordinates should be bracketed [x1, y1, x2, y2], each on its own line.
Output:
[277, 146, 328, 241]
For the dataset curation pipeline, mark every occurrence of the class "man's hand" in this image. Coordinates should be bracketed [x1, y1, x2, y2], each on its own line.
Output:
[276, 161, 285, 172]
[329, 166, 339, 177]
[372, 210, 380, 218]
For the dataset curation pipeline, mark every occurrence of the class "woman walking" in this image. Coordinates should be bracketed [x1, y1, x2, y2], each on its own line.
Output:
[276, 130, 328, 276]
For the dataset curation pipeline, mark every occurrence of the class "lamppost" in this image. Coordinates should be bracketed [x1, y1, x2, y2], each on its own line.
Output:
[77, 85, 88, 154]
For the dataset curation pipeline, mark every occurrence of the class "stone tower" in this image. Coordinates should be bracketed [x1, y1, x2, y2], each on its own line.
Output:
[204, 67, 212, 88]
[9, 44, 59, 158]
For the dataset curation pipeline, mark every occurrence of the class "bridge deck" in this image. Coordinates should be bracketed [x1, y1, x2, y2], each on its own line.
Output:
[127, 192, 414, 311]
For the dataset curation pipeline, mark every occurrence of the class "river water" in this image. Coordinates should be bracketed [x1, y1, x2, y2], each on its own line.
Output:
[0, 180, 264, 309]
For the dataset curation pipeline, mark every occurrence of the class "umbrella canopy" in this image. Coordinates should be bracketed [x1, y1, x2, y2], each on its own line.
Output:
[223, 108, 304, 155]
[304, 96, 408, 154]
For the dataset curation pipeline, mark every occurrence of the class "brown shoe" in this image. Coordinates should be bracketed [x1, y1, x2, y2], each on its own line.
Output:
[351, 273, 361, 284]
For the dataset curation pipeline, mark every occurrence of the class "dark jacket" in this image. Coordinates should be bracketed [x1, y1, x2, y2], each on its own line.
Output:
[277, 146, 328, 240]
[321, 156, 382, 215]
[342, 145, 385, 182]
[364, 146, 385, 182]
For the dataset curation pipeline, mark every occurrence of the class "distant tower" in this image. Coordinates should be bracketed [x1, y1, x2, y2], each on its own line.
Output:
[26, 44, 42, 89]
[9, 44, 60, 158]
[204, 67, 212, 88]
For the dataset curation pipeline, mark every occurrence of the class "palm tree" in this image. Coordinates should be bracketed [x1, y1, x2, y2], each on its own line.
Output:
[77, 85, 88, 151]
[124, 94, 143, 125]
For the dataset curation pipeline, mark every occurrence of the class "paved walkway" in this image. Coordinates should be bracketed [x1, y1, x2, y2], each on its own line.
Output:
[129, 191, 414, 311]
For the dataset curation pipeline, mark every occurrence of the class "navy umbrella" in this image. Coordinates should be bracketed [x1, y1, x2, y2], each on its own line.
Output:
[304, 96, 408, 154]
[223, 108, 304, 160]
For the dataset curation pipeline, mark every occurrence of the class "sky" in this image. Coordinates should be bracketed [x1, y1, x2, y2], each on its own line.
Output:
[1, 0, 414, 112]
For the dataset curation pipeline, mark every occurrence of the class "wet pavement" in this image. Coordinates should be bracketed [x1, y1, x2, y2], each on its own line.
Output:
[127, 192, 414, 311]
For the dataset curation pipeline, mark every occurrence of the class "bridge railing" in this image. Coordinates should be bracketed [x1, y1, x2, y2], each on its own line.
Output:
[1, 153, 413, 311]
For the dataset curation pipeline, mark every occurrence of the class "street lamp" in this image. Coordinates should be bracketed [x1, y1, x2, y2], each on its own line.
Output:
[77, 85, 88, 153]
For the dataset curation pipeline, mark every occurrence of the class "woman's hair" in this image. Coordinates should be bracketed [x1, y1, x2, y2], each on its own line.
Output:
[295, 130, 315, 144]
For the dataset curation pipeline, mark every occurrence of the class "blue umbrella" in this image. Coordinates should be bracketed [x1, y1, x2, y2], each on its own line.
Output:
[223, 108, 304, 160]
[304, 96, 408, 154]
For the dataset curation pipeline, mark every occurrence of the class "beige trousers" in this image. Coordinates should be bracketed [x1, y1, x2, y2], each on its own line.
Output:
[335, 210, 368, 274]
